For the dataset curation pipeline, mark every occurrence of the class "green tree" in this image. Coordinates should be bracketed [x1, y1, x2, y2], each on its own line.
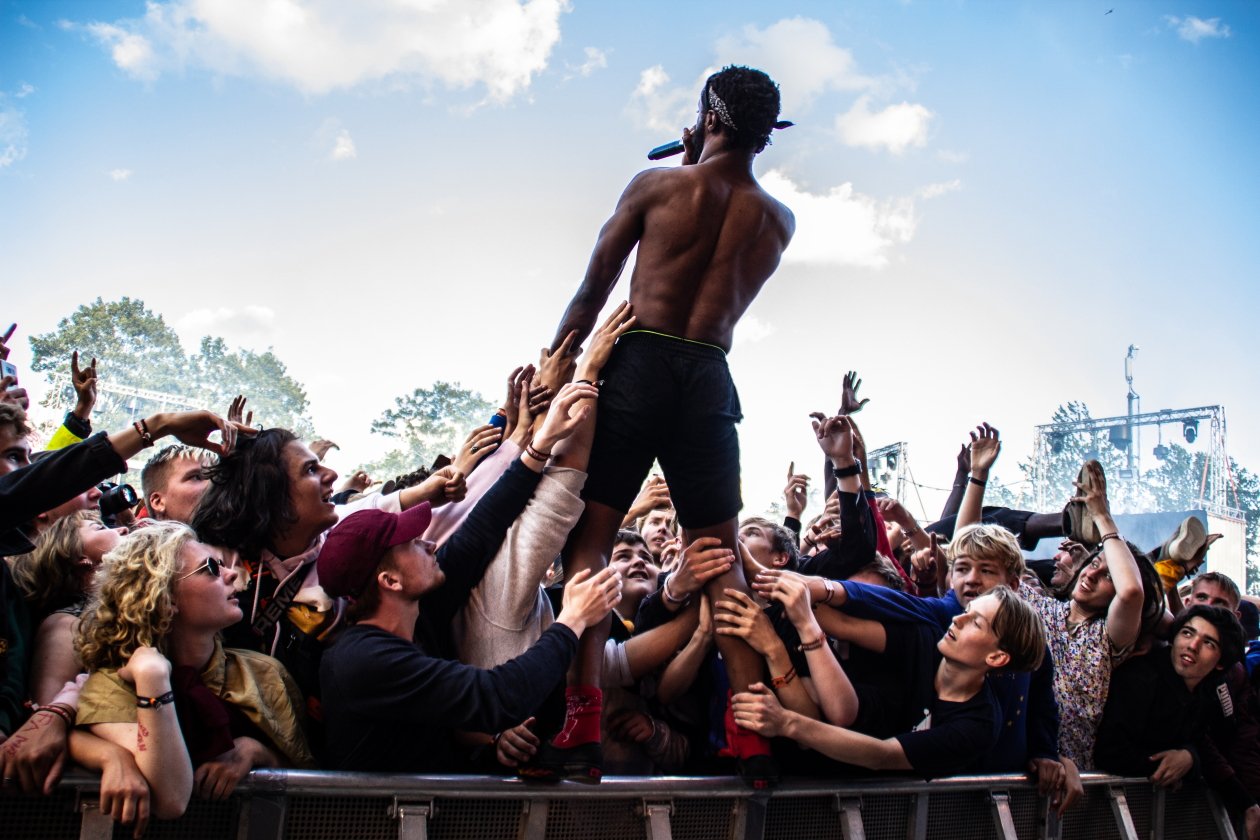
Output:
[30, 297, 315, 441]
[367, 381, 494, 477]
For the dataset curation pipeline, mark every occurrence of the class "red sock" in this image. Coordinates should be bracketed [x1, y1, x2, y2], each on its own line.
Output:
[551, 686, 603, 749]
[719, 690, 771, 760]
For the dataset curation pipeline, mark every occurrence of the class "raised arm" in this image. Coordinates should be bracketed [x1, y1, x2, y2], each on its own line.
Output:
[956, 423, 1000, 530]
[1077, 462, 1144, 651]
[552, 173, 654, 349]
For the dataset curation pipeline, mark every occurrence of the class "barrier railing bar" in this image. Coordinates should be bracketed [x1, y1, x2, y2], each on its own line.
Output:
[834, 795, 865, 840]
[640, 800, 673, 840]
[990, 791, 1018, 840]
[1150, 786, 1164, 840]
[906, 792, 928, 840]
[1041, 798, 1062, 840]
[518, 798, 548, 840]
[241, 793, 286, 840]
[1107, 785, 1140, 840]
[1207, 788, 1240, 840]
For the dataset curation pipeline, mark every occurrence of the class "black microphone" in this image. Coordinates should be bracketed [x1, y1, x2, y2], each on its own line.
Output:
[647, 140, 684, 161]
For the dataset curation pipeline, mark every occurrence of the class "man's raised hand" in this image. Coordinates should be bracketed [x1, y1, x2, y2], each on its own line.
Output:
[968, 423, 1001, 475]
[671, 536, 736, 600]
[813, 414, 856, 463]
[838, 370, 869, 416]
[577, 301, 635, 381]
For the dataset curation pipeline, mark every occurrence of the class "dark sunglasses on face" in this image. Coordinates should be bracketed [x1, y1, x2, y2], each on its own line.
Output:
[175, 555, 222, 582]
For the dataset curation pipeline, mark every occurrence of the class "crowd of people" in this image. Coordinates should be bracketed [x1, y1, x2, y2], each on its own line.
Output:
[0, 333, 1257, 836]
[3, 64, 1258, 839]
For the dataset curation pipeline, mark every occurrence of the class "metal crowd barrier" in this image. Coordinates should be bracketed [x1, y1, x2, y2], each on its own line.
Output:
[4, 770, 1240, 840]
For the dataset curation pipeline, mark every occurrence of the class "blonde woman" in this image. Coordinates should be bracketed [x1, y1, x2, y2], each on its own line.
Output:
[11, 510, 126, 704]
[75, 522, 313, 818]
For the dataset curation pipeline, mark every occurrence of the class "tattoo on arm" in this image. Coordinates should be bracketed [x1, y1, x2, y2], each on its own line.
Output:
[137, 722, 149, 753]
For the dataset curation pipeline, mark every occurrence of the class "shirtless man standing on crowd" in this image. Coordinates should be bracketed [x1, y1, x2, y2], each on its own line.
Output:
[539, 65, 794, 786]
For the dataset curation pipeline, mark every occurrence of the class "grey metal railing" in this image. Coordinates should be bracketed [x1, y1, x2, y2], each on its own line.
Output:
[4, 770, 1239, 840]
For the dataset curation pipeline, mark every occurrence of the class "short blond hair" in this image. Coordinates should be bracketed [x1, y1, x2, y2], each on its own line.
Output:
[948, 524, 1026, 582]
[10, 510, 98, 615]
[988, 585, 1047, 672]
[75, 522, 194, 671]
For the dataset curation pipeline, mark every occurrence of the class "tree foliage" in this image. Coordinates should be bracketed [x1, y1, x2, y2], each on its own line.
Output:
[29, 298, 314, 439]
[366, 381, 494, 478]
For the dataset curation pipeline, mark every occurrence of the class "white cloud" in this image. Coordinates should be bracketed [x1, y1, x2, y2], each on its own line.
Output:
[330, 129, 356, 161]
[85, 22, 158, 80]
[936, 149, 968, 164]
[735, 314, 774, 346]
[835, 96, 933, 155]
[175, 306, 278, 351]
[568, 47, 607, 78]
[918, 179, 961, 200]
[1165, 15, 1232, 44]
[108, 168, 133, 181]
[76, 0, 570, 100]
[714, 17, 873, 113]
[15, 83, 35, 99]
[760, 170, 920, 269]
[627, 65, 694, 133]
[0, 97, 29, 169]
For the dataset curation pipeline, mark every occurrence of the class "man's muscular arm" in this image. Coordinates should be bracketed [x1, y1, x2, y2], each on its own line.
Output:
[552, 171, 654, 350]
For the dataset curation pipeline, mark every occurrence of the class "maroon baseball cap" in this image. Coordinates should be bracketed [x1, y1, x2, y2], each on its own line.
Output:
[317, 503, 432, 599]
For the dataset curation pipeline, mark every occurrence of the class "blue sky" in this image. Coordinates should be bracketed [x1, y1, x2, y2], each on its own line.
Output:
[2, 0, 1257, 526]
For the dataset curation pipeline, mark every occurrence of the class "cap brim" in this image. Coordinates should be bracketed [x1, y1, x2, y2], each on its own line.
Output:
[388, 502, 432, 548]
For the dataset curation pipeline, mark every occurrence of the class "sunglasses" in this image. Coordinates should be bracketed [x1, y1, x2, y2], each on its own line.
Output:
[175, 555, 222, 583]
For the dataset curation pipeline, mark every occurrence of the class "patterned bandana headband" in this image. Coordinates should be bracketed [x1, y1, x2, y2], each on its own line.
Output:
[706, 85, 795, 139]
[706, 85, 738, 130]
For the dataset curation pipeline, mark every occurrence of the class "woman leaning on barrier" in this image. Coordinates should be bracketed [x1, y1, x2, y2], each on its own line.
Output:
[74, 522, 314, 819]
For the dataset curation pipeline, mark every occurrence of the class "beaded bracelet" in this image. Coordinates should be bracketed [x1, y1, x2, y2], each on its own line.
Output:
[26, 701, 76, 728]
[524, 442, 552, 462]
[798, 637, 826, 653]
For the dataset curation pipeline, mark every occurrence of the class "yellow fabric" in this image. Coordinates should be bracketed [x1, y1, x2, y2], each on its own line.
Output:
[78, 641, 315, 769]
[1154, 558, 1187, 594]
[44, 424, 84, 452]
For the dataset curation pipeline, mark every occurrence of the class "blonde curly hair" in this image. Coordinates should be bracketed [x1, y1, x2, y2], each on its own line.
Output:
[76, 521, 194, 671]
[10, 509, 98, 615]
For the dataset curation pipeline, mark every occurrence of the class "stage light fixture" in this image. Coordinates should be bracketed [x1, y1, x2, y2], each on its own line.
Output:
[1153, 443, 1170, 461]
[1183, 421, 1199, 444]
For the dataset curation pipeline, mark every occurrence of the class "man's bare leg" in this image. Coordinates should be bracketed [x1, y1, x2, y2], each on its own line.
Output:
[526, 499, 622, 782]
[685, 517, 778, 786]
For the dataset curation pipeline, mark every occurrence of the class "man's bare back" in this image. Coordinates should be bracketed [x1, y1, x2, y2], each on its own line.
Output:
[553, 93, 793, 353]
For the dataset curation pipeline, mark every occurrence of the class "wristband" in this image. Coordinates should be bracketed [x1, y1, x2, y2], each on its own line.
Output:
[832, 461, 862, 479]
[133, 420, 155, 448]
[661, 577, 689, 607]
[798, 637, 826, 652]
[136, 691, 175, 709]
[820, 578, 836, 605]
[524, 442, 552, 462]
[26, 702, 76, 728]
[771, 667, 797, 689]
[968, 476, 987, 487]
[1100, 532, 1122, 545]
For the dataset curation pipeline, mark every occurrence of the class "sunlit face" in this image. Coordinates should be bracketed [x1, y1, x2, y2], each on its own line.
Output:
[1072, 554, 1117, 615]
[150, 457, 209, 524]
[0, 424, 31, 476]
[1050, 541, 1087, 589]
[949, 553, 1014, 608]
[738, 521, 781, 568]
[1187, 580, 1239, 613]
[78, 520, 127, 565]
[1171, 616, 1224, 689]
[938, 593, 1007, 670]
[281, 441, 339, 539]
[640, 509, 676, 558]
[611, 540, 657, 609]
[173, 541, 242, 632]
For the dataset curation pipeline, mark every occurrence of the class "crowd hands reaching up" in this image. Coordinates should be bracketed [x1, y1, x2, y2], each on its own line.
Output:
[3, 321, 1260, 838]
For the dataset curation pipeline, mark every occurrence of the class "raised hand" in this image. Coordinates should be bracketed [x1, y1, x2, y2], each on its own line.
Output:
[453, 423, 503, 476]
[227, 395, 254, 427]
[1072, 460, 1110, 520]
[556, 567, 624, 636]
[968, 423, 1001, 475]
[752, 568, 815, 630]
[838, 370, 869, 416]
[577, 300, 636, 380]
[625, 475, 671, 524]
[784, 461, 810, 520]
[531, 381, 599, 453]
[160, 411, 248, 457]
[70, 351, 98, 419]
[813, 415, 855, 463]
[494, 718, 540, 768]
[538, 329, 579, 394]
[670, 537, 736, 600]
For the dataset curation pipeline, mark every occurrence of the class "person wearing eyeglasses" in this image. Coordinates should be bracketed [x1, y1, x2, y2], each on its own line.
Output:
[72, 522, 315, 821]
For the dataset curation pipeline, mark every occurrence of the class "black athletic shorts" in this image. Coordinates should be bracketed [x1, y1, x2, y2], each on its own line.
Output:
[583, 331, 742, 529]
